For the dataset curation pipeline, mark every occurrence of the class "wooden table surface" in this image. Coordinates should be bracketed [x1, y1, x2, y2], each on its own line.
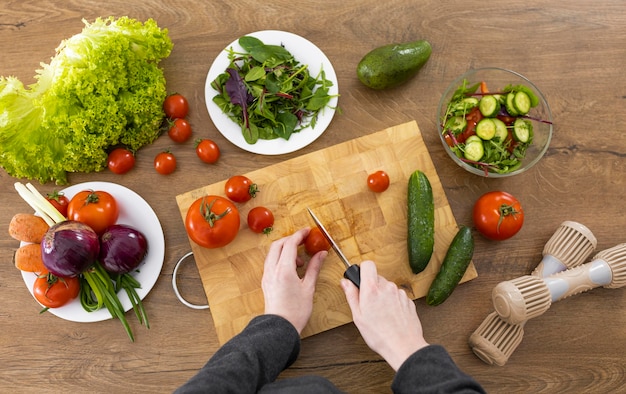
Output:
[1, 1, 625, 392]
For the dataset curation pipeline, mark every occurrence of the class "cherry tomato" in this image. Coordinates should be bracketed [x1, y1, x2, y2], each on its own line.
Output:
[195, 138, 220, 164]
[163, 93, 189, 119]
[304, 227, 331, 256]
[185, 196, 240, 248]
[67, 190, 119, 235]
[247, 206, 274, 234]
[367, 170, 390, 193]
[46, 190, 69, 217]
[33, 271, 80, 309]
[154, 151, 177, 175]
[473, 191, 524, 241]
[167, 118, 192, 143]
[107, 147, 136, 175]
[225, 175, 258, 203]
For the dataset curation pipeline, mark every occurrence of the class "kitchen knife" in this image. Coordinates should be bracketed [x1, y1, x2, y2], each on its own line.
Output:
[307, 208, 360, 288]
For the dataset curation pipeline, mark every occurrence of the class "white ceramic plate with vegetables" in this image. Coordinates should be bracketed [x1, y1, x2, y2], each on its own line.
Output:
[21, 182, 165, 323]
[205, 30, 339, 155]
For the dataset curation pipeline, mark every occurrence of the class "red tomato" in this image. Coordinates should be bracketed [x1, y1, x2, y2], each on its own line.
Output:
[163, 93, 189, 119]
[167, 118, 192, 143]
[367, 170, 390, 193]
[154, 151, 177, 175]
[247, 206, 274, 234]
[473, 191, 524, 241]
[459, 107, 482, 143]
[225, 175, 258, 203]
[33, 272, 80, 309]
[46, 190, 69, 217]
[195, 139, 220, 164]
[185, 196, 240, 248]
[304, 227, 331, 256]
[107, 147, 136, 175]
[67, 190, 119, 235]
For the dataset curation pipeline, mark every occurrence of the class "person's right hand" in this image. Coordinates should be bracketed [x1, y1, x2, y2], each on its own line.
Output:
[341, 260, 429, 371]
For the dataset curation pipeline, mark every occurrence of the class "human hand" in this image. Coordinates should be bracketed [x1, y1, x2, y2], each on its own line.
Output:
[262, 228, 327, 334]
[341, 260, 429, 371]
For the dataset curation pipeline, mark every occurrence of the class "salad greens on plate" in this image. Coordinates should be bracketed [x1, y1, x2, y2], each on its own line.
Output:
[210, 36, 337, 145]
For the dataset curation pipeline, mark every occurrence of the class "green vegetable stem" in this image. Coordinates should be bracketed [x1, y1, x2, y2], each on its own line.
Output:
[80, 261, 138, 342]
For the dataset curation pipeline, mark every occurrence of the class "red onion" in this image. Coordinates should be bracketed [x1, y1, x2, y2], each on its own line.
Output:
[41, 220, 100, 277]
[99, 224, 148, 274]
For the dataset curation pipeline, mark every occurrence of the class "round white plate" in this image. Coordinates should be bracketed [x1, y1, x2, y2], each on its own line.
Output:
[21, 182, 165, 323]
[205, 30, 339, 155]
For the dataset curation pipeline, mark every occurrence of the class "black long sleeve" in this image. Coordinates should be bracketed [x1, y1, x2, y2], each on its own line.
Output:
[175, 314, 301, 394]
[392, 345, 485, 394]
[175, 315, 484, 393]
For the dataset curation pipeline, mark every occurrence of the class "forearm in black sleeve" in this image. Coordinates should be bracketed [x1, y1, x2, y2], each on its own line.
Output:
[391, 345, 486, 394]
[175, 314, 301, 394]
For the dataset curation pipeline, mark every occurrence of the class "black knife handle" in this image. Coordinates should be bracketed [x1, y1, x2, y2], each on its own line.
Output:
[343, 264, 361, 289]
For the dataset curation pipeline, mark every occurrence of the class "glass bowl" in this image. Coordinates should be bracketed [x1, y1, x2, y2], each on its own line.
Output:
[437, 67, 553, 177]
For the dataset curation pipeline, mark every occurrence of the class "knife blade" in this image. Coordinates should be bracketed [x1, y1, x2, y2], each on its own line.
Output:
[307, 208, 360, 288]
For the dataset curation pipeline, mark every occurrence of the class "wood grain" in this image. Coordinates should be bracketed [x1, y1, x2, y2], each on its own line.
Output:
[1, 1, 625, 393]
[176, 121, 477, 344]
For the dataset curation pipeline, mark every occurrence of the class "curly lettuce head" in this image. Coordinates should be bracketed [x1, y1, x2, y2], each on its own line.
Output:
[0, 16, 172, 184]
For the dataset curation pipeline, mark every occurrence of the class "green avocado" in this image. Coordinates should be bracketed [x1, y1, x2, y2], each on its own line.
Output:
[357, 39, 432, 90]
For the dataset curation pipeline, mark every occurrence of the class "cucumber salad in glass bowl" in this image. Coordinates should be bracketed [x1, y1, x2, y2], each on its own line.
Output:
[437, 68, 553, 177]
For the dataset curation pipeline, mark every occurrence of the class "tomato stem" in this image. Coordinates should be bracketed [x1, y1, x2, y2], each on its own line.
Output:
[84, 192, 101, 205]
[497, 203, 521, 233]
[200, 197, 231, 228]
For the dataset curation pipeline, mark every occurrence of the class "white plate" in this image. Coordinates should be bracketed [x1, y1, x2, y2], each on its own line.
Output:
[21, 182, 165, 323]
[204, 30, 339, 155]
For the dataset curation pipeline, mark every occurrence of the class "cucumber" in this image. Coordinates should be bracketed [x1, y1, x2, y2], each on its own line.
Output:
[478, 95, 500, 117]
[463, 137, 484, 162]
[492, 118, 509, 142]
[407, 170, 435, 274]
[475, 118, 496, 140]
[513, 91, 531, 115]
[451, 97, 479, 115]
[505, 92, 519, 116]
[445, 116, 467, 134]
[426, 225, 475, 306]
[513, 118, 533, 143]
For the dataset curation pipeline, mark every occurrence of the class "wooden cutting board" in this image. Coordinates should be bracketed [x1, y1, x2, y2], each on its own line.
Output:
[176, 120, 477, 345]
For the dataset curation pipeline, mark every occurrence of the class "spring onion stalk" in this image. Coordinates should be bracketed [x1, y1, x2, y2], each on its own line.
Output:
[14, 182, 66, 225]
[113, 273, 150, 328]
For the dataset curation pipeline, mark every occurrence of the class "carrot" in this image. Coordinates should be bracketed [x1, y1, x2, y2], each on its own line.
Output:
[14, 243, 46, 273]
[480, 81, 489, 94]
[8, 213, 50, 244]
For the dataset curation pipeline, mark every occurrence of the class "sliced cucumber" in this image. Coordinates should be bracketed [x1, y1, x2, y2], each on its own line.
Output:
[513, 91, 531, 115]
[451, 97, 479, 114]
[478, 95, 501, 117]
[505, 92, 519, 116]
[465, 135, 482, 144]
[492, 118, 509, 142]
[475, 118, 496, 140]
[464, 138, 484, 162]
[445, 116, 467, 134]
[513, 118, 533, 143]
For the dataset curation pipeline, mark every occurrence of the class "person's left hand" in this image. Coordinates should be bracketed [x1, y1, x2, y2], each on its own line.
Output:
[262, 228, 327, 333]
